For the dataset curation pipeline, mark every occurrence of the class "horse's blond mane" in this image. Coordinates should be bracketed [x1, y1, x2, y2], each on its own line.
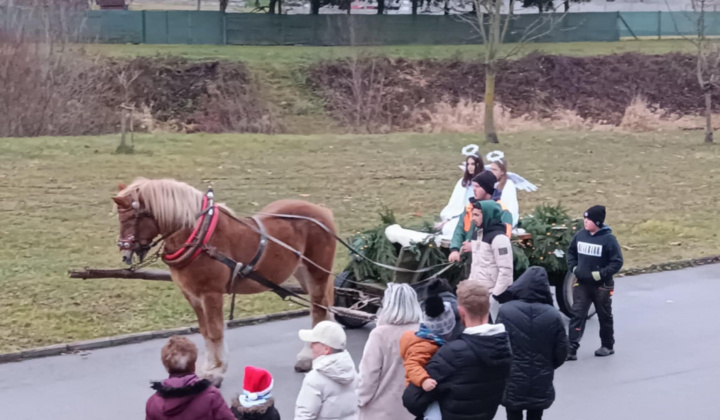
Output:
[119, 178, 232, 233]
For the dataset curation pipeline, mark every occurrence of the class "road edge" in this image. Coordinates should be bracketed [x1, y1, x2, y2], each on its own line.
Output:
[0, 309, 309, 365]
[2, 254, 718, 365]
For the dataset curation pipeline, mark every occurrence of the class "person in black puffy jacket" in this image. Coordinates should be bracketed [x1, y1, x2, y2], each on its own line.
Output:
[496, 266, 569, 420]
[402, 280, 512, 420]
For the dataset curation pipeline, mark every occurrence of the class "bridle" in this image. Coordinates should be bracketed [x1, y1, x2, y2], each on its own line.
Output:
[116, 200, 157, 256]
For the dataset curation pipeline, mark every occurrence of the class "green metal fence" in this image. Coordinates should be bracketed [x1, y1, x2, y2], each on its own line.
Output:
[224, 13, 619, 45]
[2, 8, 718, 46]
[620, 11, 720, 39]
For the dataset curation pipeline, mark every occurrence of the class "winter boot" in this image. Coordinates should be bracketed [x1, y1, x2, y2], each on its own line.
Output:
[567, 348, 577, 361]
[595, 347, 615, 357]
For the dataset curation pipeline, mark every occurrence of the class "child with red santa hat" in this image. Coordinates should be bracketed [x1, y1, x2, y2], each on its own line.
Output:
[231, 366, 281, 420]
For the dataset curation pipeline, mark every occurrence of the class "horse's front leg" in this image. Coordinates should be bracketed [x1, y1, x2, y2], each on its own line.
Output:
[198, 292, 228, 387]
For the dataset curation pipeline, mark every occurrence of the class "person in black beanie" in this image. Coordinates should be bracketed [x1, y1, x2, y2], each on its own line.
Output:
[419, 278, 464, 341]
[566, 205, 624, 360]
[448, 171, 513, 263]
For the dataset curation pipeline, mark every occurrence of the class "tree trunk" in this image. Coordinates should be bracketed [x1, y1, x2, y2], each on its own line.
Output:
[484, 70, 499, 144]
[197, 0, 201, 10]
[311, 0, 320, 14]
[120, 109, 127, 148]
[278, 0, 282, 13]
[378, 0, 385, 14]
[412, 0, 418, 15]
[705, 91, 714, 143]
[269, 0, 277, 13]
[220, 0, 228, 12]
[564, 0, 569, 11]
[444, 0, 449, 14]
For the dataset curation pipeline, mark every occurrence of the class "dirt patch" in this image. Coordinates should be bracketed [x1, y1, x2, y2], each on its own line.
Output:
[307, 53, 717, 133]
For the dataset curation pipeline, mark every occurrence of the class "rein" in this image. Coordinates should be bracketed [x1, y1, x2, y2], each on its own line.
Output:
[125, 188, 457, 321]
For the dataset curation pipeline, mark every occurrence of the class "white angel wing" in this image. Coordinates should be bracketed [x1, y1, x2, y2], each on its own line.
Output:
[507, 171, 538, 192]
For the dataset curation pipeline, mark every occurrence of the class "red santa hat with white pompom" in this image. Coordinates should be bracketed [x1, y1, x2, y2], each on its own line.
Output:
[239, 366, 274, 408]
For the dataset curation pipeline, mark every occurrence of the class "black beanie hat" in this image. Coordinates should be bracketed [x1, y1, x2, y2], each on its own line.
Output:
[472, 171, 497, 197]
[425, 295, 445, 318]
[584, 205, 606, 227]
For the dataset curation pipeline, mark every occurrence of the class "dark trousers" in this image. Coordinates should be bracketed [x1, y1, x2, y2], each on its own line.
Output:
[506, 408, 543, 420]
[569, 282, 614, 350]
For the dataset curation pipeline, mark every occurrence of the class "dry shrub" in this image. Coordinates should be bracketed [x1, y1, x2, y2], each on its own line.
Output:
[307, 56, 393, 133]
[0, 41, 118, 137]
[0, 45, 278, 137]
[308, 53, 718, 133]
[413, 99, 598, 133]
[115, 57, 279, 134]
[619, 96, 671, 131]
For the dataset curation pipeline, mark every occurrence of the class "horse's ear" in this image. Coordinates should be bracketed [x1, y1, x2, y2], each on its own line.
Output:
[118, 182, 127, 192]
[113, 196, 131, 208]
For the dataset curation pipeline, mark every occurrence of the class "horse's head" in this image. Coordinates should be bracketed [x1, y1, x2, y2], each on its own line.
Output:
[112, 182, 160, 266]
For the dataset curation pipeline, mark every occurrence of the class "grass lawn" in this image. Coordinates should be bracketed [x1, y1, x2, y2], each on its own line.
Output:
[0, 130, 718, 352]
[84, 40, 695, 65]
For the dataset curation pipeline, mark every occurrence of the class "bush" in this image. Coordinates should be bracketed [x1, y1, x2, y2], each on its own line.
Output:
[308, 53, 714, 132]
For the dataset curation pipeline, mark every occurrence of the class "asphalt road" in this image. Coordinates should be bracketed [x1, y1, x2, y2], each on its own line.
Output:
[1, 264, 718, 420]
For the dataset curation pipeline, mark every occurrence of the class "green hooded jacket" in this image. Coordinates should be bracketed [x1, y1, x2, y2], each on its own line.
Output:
[449, 199, 513, 252]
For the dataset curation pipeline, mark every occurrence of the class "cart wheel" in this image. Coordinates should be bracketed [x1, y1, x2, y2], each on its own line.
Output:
[557, 271, 596, 320]
[333, 271, 372, 329]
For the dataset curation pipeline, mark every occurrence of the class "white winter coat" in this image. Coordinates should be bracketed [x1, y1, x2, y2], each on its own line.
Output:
[294, 351, 359, 420]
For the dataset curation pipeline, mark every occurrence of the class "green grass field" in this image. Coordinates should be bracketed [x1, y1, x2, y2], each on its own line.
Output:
[84, 40, 694, 64]
[0, 39, 715, 352]
[1, 130, 718, 352]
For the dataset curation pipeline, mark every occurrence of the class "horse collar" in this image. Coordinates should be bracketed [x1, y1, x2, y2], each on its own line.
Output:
[162, 192, 219, 268]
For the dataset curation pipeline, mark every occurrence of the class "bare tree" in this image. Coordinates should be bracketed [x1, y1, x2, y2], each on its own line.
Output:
[114, 67, 142, 153]
[461, 1, 567, 143]
[669, 0, 719, 143]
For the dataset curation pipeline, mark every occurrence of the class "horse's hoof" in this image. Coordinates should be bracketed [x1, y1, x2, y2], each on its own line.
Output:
[198, 370, 224, 388]
[294, 358, 312, 373]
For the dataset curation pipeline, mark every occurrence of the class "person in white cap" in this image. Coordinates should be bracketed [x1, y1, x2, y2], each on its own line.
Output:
[294, 321, 359, 420]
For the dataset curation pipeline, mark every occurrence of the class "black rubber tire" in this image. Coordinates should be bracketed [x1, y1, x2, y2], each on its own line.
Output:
[333, 271, 372, 329]
[557, 271, 596, 319]
[555, 271, 572, 318]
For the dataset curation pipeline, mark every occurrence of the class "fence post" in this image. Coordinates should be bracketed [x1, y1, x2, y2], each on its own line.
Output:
[658, 11, 661, 40]
[141, 10, 147, 44]
[222, 11, 227, 45]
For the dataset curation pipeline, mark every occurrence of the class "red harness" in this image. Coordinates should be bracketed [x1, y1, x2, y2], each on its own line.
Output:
[162, 194, 219, 267]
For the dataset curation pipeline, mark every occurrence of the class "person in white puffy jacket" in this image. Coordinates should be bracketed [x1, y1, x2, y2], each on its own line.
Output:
[294, 321, 359, 420]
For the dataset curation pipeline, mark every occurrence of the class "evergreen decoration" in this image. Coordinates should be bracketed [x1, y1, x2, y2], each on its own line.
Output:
[513, 202, 583, 284]
[344, 202, 582, 287]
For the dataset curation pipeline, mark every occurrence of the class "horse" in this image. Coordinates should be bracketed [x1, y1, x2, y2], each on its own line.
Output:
[111, 178, 337, 386]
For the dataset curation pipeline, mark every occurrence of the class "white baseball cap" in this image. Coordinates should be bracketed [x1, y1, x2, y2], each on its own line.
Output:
[298, 321, 347, 350]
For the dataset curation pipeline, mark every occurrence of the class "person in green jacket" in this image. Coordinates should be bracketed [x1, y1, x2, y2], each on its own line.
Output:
[448, 171, 513, 263]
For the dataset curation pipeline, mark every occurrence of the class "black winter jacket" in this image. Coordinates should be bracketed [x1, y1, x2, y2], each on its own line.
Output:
[402, 325, 512, 420]
[567, 226, 624, 286]
[496, 266, 569, 410]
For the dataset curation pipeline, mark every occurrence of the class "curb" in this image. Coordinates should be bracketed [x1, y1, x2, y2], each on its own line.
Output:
[616, 254, 720, 278]
[3, 255, 719, 366]
[0, 309, 309, 365]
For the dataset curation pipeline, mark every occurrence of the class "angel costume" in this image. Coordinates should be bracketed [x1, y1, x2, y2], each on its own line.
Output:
[439, 146, 537, 237]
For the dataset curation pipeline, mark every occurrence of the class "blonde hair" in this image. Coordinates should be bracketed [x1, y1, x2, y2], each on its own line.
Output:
[491, 158, 508, 191]
[377, 283, 422, 326]
[456, 280, 490, 318]
[118, 178, 232, 234]
[161, 336, 198, 375]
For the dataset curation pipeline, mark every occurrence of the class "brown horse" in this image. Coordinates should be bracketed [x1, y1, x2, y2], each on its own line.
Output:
[112, 178, 337, 385]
